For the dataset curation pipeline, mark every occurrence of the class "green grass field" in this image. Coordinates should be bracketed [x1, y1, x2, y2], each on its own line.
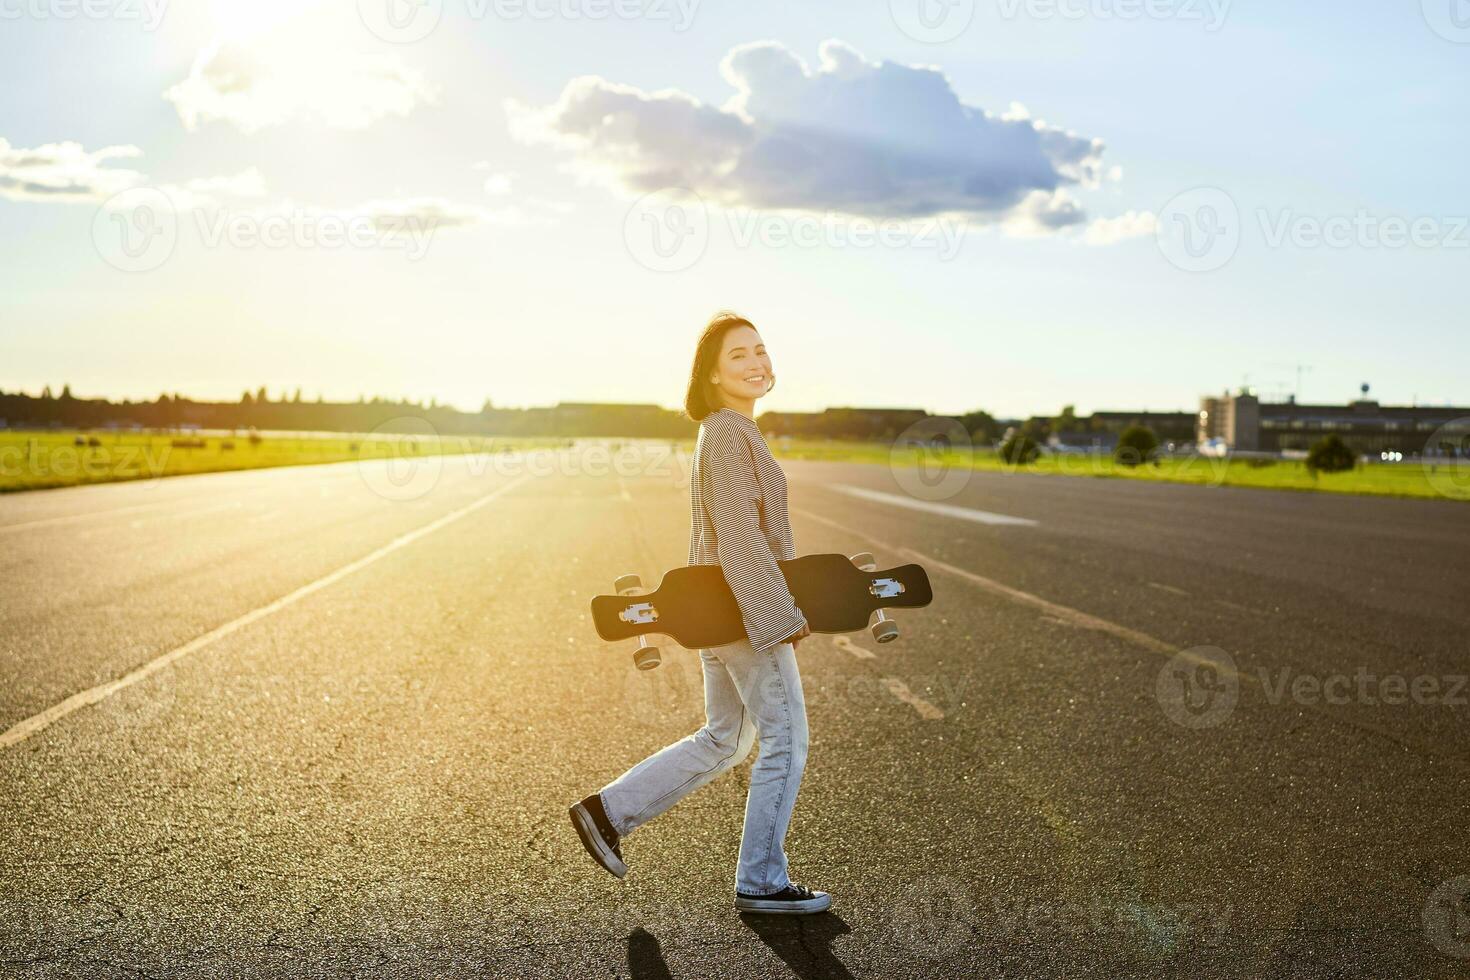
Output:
[0, 431, 565, 493]
[769, 439, 1470, 503]
[7, 431, 1467, 502]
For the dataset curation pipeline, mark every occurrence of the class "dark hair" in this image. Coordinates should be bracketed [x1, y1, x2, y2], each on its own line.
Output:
[682, 311, 775, 421]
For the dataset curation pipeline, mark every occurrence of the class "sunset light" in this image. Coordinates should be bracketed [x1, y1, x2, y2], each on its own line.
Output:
[3, 4, 1468, 976]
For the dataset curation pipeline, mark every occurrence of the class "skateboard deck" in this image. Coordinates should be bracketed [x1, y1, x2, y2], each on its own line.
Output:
[591, 552, 932, 650]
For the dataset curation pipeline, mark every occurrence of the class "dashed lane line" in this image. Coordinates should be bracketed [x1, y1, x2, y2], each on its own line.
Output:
[792, 506, 1449, 765]
[831, 635, 876, 660]
[832, 485, 1039, 527]
[881, 678, 945, 720]
[829, 625, 937, 719]
[1214, 598, 1266, 616]
[1148, 582, 1190, 597]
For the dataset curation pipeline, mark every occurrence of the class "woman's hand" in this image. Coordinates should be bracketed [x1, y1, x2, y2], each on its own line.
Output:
[782, 622, 811, 649]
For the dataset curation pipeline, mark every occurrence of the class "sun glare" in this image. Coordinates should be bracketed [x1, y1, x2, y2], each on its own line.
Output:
[208, 0, 330, 41]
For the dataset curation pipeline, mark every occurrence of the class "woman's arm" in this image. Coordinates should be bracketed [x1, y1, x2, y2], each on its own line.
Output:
[701, 422, 807, 653]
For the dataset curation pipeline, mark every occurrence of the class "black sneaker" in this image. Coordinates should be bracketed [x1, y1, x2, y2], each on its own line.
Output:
[734, 882, 831, 915]
[569, 793, 626, 879]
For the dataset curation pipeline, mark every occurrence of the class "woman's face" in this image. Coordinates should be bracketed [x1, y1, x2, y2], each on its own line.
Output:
[711, 325, 774, 402]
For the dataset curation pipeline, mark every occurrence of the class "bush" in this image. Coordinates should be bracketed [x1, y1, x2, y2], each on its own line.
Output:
[999, 433, 1041, 464]
[1113, 425, 1159, 468]
[1306, 434, 1355, 473]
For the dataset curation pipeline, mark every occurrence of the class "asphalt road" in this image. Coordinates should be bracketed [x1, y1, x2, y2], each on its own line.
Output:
[2, 443, 1467, 979]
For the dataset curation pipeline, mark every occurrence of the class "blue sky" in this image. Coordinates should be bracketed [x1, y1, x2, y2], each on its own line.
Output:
[1, 0, 1466, 418]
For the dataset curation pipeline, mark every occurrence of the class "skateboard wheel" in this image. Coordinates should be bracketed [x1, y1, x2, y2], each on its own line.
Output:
[633, 646, 661, 671]
[849, 552, 877, 571]
[614, 574, 642, 595]
[871, 619, 900, 644]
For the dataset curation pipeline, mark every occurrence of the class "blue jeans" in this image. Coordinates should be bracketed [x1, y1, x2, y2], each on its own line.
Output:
[599, 637, 809, 895]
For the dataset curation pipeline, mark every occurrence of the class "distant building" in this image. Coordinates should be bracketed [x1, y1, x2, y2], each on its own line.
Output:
[1198, 388, 1469, 456]
[1047, 410, 1196, 452]
[1087, 411, 1195, 441]
[758, 407, 931, 440]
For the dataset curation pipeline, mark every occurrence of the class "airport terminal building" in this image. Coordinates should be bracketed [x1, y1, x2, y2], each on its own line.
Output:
[1198, 389, 1469, 456]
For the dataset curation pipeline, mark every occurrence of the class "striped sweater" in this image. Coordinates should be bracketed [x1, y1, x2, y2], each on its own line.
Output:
[688, 407, 806, 653]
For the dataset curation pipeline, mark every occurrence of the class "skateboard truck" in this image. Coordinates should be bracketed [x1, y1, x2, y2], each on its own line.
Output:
[618, 602, 658, 625]
[849, 552, 901, 644]
[868, 577, 905, 599]
[613, 573, 662, 670]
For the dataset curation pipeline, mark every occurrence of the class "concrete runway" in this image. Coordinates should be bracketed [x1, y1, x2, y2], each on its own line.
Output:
[1, 443, 1467, 978]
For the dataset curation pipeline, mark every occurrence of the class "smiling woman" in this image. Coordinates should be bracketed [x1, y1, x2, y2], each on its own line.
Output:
[569, 310, 831, 916]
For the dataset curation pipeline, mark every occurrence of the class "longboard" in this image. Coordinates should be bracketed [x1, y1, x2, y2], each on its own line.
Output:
[591, 553, 932, 656]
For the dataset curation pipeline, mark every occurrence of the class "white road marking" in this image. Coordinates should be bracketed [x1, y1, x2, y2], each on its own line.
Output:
[791, 506, 1448, 764]
[0, 474, 532, 751]
[127, 501, 243, 529]
[0, 501, 176, 535]
[832, 485, 1038, 527]
[1148, 582, 1190, 597]
[795, 507, 1179, 658]
[1214, 598, 1265, 616]
[881, 678, 945, 720]
[832, 635, 876, 660]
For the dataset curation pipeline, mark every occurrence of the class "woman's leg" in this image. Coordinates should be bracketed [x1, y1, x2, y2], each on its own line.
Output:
[599, 648, 757, 837]
[720, 639, 809, 896]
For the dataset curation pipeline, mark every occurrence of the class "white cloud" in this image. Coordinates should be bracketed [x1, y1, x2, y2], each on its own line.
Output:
[1001, 189, 1088, 237]
[348, 197, 485, 232]
[1082, 209, 1156, 245]
[0, 141, 270, 212]
[0, 138, 145, 202]
[183, 167, 269, 199]
[179, 194, 552, 232]
[140, 167, 272, 212]
[1001, 102, 1032, 123]
[506, 75, 749, 191]
[347, 195, 568, 230]
[165, 40, 437, 133]
[0, 134, 559, 242]
[481, 197, 573, 225]
[508, 39, 1110, 231]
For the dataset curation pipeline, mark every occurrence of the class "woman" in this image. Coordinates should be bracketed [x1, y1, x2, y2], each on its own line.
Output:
[569, 312, 829, 915]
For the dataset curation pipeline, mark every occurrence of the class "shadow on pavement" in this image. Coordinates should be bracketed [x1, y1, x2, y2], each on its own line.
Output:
[739, 911, 854, 980]
[628, 927, 674, 980]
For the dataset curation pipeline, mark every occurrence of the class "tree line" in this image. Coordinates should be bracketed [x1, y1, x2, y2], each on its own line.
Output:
[1, 387, 1192, 445]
